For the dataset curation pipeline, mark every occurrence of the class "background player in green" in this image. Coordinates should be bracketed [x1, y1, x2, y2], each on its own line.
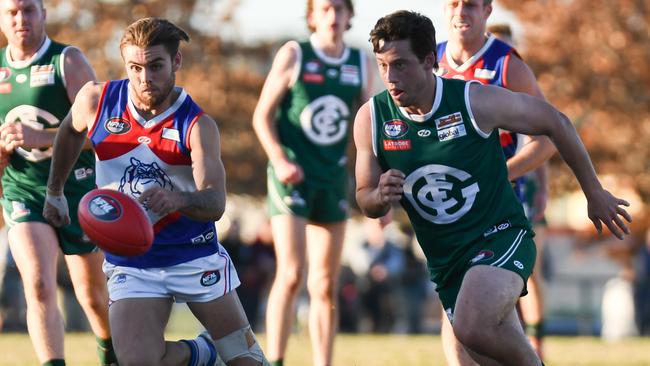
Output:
[354, 10, 631, 366]
[252, 0, 372, 365]
[0, 0, 115, 365]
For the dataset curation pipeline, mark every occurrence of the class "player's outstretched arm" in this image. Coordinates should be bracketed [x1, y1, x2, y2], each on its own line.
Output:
[138, 115, 226, 222]
[470, 83, 632, 239]
[252, 41, 304, 184]
[45, 81, 102, 226]
[353, 102, 404, 218]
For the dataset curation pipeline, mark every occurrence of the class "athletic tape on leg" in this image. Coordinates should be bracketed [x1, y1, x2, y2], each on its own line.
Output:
[214, 325, 267, 364]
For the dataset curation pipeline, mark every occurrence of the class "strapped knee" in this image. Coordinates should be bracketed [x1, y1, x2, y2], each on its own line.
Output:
[214, 325, 268, 364]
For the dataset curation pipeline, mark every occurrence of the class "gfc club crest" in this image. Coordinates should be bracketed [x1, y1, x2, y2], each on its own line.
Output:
[299, 95, 349, 146]
[403, 164, 480, 224]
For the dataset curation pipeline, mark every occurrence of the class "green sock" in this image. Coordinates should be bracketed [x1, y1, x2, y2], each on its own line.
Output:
[96, 336, 118, 365]
[270, 360, 284, 366]
[42, 360, 65, 366]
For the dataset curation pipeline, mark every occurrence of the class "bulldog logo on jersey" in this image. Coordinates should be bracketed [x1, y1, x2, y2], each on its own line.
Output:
[299, 95, 349, 146]
[119, 157, 174, 200]
[403, 164, 480, 224]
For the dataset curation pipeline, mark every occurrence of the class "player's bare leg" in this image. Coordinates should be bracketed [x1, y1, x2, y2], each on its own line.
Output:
[441, 308, 480, 366]
[109, 297, 190, 366]
[453, 266, 541, 366]
[305, 221, 345, 366]
[65, 251, 111, 338]
[265, 215, 307, 363]
[8, 222, 64, 363]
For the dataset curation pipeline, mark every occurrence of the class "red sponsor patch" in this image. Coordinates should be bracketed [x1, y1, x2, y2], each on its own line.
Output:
[383, 140, 411, 151]
[435, 112, 463, 129]
[0, 83, 11, 94]
[303, 73, 324, 84]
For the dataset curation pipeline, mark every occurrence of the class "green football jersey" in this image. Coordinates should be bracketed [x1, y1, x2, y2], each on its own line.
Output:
[274, 37, 365, 185]
[371, 76, 530, 283]
[0, 38, 95, 200]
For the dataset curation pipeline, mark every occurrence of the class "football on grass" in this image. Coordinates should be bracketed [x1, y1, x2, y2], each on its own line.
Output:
[78, 188, 153, 256]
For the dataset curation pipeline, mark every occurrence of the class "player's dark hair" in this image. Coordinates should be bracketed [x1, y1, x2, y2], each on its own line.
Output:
[306, 0, 354, 33]
[369, 10, 438, 67]
[120, 17, 190, 57]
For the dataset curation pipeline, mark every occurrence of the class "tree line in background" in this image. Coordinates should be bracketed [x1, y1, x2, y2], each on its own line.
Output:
[1, 0, 648, 227]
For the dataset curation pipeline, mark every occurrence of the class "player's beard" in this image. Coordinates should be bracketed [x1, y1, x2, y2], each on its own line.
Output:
[138, 73, 176, 110]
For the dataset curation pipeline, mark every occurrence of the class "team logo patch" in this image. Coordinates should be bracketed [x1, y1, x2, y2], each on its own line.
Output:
[200, 270, 221, 287]
[105, 117, 131, 134]
[469, 250, 495, 264]
[299, 95, 349, 145]
[89, 195, 123, 221]
[115, 274, 127, 284]
[403, 164, 479, 224]
[383, 120, 409, 138]
[30, 64, 55, 87]
[0, 67, 11, 82]
[383, 140, 411, 151]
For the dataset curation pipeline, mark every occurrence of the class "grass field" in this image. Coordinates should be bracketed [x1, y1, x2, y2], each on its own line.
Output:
[1, 332, 650, 366]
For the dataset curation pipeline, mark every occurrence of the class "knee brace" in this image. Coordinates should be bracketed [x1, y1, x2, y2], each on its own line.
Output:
[214, 325, 269, 365]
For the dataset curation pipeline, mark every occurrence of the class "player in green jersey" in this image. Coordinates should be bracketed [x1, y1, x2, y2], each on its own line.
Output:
[252, 1, 372, 365]
[0, 0, 115, 365]
[354, 11, 631, 366]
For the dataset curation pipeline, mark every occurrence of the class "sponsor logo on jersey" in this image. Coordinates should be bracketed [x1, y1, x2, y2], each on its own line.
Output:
[438, 125, 467, 142]
[30, 64, 55, 87]
[469, 249, 495, 264]
[513, 260, 524, 270]
[200, 270, 221, 287]
[483, 220, 511, 237]
[326, 68, 338, 78]
[417, 129, 432, 138]
[74, 167, 94, 181]
[403, 164, 480, 224]
[15, 74, 27, 84]
[303, 73, 324, 84]
[89, 195, 123, 221]
[305, 60, 321, 73]
[383, 139, 411, 151]
[299, 95, 349, 145]
[340, 64, 360, 85]
[137, 136, 151, 144]
[435, 112, 463, 129]
[0, 68, 11, 82]
[474, 68, 497, 80]
[383, 120, 409, 138]
[162, 128, 180, 142]
[191, 228, 216, 244]
[105, 117, 131, 134]
[0, 83, 11, 94]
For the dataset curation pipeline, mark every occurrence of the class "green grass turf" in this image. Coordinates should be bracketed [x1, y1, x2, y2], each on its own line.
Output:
[1, 332, 649, 365]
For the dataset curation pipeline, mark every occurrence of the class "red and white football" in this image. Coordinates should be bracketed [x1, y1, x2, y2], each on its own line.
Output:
[78, 188, 153, 256]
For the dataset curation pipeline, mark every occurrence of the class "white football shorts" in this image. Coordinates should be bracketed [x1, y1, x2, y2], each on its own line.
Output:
[103, 247, 241, 304]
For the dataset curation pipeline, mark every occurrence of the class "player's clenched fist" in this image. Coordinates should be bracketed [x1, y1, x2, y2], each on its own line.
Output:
[377, 169, 405, 204]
